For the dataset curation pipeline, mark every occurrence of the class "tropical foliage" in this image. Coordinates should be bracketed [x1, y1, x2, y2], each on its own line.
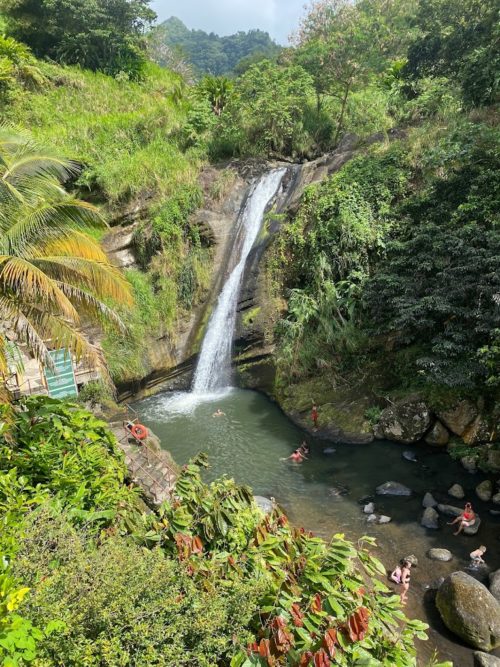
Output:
[1, 398, 427, 666]
[0, 129, 131, 394]
[149, 16, 281, 76]
[0, 0, 156, 79]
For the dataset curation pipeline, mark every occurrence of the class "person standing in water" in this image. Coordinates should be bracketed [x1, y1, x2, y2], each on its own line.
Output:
[311, 403, 319, 431]
[400, 560, 412, 605]
[469, 545, 487, 568]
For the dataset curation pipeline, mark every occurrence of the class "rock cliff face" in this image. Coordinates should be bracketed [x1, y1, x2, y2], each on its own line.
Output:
[102, 164, 263, 398]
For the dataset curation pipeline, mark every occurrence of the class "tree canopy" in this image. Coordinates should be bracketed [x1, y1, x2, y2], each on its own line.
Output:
[149, 16, 281, 76]
[0, 0, 156, 78]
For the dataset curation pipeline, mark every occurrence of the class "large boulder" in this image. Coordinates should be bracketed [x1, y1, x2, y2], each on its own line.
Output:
[438, 400, 478, 436]
[474, 652, 500, 667]
[448, 483, 465, 499]
[254, 496, 274, 514]
[427, 548, 452, 562]
[423, 491, 437, 508]
[425, 420, 450, 446]
[374, 399, 431, 444]
[436, 572, 500, 651]
[476, 480, 493, 502]
[482, 449, 500, 474]
[490, 570, 500, 604]
[462, 455, 479, 473]
[463, 416, 491, 446]
[437, 503, 463, 516]
[421, 507, 439, 529]
[376, 481, 412, 496]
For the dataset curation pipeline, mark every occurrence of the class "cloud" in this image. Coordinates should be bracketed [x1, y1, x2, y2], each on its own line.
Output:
[150, 0, 305, 44]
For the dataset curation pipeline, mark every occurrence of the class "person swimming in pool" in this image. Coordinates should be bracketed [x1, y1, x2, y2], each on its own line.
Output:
[213, 409, 225, 417]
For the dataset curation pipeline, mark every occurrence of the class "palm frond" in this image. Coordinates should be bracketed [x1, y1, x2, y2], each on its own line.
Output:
[0, 256, 80, 321]
[33, 256, 133, 305]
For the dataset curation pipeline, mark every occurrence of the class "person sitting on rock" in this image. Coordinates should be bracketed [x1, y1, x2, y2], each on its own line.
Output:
[447, 502, 475, 535]
[469, 545, 487, 568]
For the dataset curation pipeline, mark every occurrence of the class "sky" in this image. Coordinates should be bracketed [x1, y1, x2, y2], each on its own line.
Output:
[150, 0, 307, 45]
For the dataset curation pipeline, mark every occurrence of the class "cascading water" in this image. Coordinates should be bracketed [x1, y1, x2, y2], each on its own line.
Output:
[192, 168, 286, 394]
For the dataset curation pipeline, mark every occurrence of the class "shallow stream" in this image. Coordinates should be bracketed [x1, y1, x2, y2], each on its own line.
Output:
[135, 387, 500, 666]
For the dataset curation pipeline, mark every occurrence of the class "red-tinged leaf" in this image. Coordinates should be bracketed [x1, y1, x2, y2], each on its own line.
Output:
[259, 638, 271, 658]
[311, 592, 323, 613]
[247, 641, 259, 654]
[271, 616, 286, 629]
[228, 555, 236, 567]
[347, 607, 370, 642]
[191, 535, 203, 554]
[357, 586, 366, 597]
[291, 602, 304, 627]
[313, 648, 330, 667]
[299, 651, 314, 666]
[278, 514, 288, 527]
[322, 629, 337, 658]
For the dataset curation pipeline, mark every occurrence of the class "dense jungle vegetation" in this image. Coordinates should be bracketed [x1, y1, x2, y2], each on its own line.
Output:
[149, 17, 281, 77]
[0, 0, 498, 663]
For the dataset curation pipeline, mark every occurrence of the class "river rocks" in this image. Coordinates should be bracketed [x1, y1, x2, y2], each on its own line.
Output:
[464, 517, 481, 536]
[425, 420, 450, 446]
[402, 449, 418, 462]
[421, 507, 439, 529]
[462, 455, 479, 473]
[489, 570, 500, 604]
[484, 449, 500, 473]
[476, 480, 493, 502]
[436, 571, 500, 651]
[492, 493, 500, 505]
[427, 548, 453, 562]
[366, 513, 391, 524]
[448, 483, 465, 499]
[474, 651, 500, 667]
[438, 400, 478, 436]
[404, 554, 419, 566]
[376, 481, 412, 496]
[374, 399, 431, 444]
[437, 503, 463, 516]
[423, 492, 437, 508]
[463, 416, 491, 446]
[254, 496, 274, 514]
[363, 502, 375, 514]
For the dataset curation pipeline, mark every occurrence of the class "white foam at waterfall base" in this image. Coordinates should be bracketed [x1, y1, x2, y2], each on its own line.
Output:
[145, 388, 234, 419]
[192, 168, 286, 394]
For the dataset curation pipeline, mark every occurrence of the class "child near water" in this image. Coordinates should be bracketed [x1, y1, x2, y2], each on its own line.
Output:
[469, 545, 487, 568]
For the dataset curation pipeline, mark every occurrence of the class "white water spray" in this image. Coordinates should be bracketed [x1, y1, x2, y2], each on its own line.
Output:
[192, 169, 285, 393]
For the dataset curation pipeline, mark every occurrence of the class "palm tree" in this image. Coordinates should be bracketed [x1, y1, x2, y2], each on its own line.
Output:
[0, 128, 132, 398]
[199, 75, 233, 116]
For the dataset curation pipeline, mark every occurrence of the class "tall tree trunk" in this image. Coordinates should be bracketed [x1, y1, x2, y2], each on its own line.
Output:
[333, 83, 350, 146]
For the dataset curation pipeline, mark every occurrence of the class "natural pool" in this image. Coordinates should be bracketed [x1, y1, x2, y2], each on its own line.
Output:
[135, 387, 500, 666]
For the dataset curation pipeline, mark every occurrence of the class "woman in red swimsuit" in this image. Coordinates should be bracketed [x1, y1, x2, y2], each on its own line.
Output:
[448, 502, 475, 535]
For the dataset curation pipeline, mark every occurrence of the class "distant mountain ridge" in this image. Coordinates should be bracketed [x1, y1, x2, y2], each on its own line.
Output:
[149, 16, 281, 76]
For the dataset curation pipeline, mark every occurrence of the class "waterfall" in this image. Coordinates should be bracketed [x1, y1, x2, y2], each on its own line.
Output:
[192, 168, 285, 393]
